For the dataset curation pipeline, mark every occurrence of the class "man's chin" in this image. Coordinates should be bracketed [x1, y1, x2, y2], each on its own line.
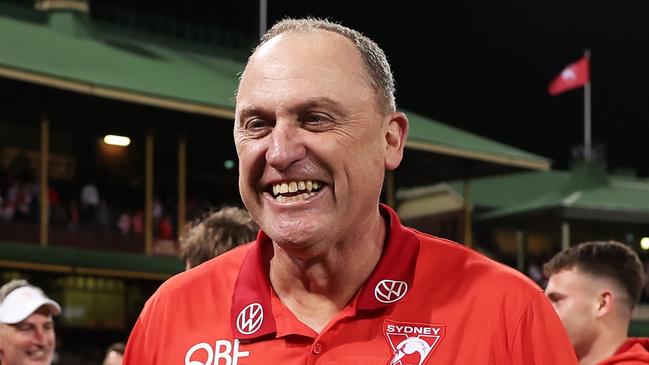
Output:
[270, 233, 312, 248]
[265, 224, 324, 250]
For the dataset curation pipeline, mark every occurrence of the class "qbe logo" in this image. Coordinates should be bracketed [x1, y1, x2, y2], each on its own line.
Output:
[185, 339, 249, 365]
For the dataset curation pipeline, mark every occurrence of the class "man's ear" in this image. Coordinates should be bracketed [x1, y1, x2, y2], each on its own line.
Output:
[596, 290, 614, 318]
[385, 112, 409, 171]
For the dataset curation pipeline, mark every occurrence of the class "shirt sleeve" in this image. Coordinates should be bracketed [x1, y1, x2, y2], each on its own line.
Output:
[509, 291, 579, 364]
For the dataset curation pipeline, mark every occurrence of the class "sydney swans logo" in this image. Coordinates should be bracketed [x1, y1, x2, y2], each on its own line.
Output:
[236, 303, 263, 335]
[383, 320, 445, 365]
[375, 280, 408, 303]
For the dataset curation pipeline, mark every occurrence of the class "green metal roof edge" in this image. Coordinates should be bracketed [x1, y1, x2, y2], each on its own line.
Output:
[444, 170, 569, 209]
[476, 193, 565, 220]
[473, 164, 649, 221]
[478, 198, 649, 222]
[443, 164, 649, 213]
[405, 110, 551, 170]
[0, 6, 241, 116]
[0, 240, 183, 278]
[0, 3, 551, 169]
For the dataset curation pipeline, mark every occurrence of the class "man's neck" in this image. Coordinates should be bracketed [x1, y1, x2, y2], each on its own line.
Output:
[268, 211, 386, 333]
[578, 327, 627, 365]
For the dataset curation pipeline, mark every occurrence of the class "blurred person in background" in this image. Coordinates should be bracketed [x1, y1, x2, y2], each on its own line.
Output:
[545, 241, 649, 365]
[0, 279, 61, 365]
[179, 206, 258, 270]
[102, 342, 124, 365]
[79, 182, 99, 225]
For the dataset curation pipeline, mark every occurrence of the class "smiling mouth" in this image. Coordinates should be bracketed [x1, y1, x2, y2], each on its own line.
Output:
[27, 348, 50, 360]
[270, 179, 324, 203]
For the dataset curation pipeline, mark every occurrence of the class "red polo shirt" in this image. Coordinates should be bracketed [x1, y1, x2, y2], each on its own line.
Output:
[124, 205, 577, 365]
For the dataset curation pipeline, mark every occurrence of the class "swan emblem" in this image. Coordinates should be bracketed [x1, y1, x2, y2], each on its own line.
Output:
[390, 337, 432, 365]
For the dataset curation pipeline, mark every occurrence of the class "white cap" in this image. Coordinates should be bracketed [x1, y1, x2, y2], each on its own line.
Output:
[0, 285, 61, 324]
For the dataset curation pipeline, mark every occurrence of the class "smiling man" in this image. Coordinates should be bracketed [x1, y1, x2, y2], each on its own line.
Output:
[0, 280, 61, 365]
[124, 18, 577, 365]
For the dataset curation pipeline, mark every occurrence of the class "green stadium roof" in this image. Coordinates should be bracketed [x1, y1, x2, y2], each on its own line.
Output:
[0, 3, 240, 118]
[405, 111, 550, 171]
[0, 3, 550, 173]
[448, 163, 649, 223]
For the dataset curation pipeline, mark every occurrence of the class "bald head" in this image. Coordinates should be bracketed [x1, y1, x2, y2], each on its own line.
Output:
[240, 18, 396, 115]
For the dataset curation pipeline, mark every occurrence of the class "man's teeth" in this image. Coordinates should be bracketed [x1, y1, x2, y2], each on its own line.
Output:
[28, 349, 48, 359]
[276, 192, 315, 203]
[272, 180, 321, 201]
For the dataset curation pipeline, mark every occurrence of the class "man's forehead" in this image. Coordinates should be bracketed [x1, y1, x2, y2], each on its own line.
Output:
[547, 268, 577, 287]
[237, 33, 371, 108]
[548, 268, 603, 292]
[243, 31, 362, 82]
[254, 30, 356, 59]
[550, 267, 584, 280]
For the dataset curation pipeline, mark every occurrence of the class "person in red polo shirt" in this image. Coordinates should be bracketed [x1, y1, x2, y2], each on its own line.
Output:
[123, 18, 577, 365]
[544, 241, 649, 365]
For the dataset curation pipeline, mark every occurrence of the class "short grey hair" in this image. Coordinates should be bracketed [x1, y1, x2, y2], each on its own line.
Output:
[247, 17, 396, 114]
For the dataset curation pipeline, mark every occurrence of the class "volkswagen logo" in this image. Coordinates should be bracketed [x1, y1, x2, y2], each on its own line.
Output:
[236, 303, 264, 335]
[374, 280, 408, 304]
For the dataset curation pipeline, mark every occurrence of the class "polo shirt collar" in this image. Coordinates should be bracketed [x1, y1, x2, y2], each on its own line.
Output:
[230, 204, 420, 340]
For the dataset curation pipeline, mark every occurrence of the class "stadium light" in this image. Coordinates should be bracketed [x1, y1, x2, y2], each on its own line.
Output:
[224, 159, 236, 170]
[641, 237, 649, 251]
[103, 134, 131, 147]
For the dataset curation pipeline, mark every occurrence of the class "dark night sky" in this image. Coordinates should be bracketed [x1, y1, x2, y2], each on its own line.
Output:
[267, 1, 649, 176]
[155, 0, 649, 176]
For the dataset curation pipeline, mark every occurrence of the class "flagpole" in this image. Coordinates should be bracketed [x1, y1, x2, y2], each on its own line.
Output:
[259, 0, 267, 39]
[584, 49, 592, 161]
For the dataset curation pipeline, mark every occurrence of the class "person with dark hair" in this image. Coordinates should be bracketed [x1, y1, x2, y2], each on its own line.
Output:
[179, 206, 259, 270]
[0, 279, 61, 365]
[544, 240, 649, 364]
[123, 17, 576, 364]
[102, 342, 124, 365]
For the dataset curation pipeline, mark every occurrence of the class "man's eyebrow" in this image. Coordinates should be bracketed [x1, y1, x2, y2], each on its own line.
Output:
[235, 106, 271, 126]
[296, 97, 348, 115]
[236, 97, 349, 126]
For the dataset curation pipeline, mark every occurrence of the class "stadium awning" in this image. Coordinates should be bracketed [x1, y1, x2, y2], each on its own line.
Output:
[401, 111, 550, 186]
[0, 4, 239, 118]
[0, 240, 183, 280]
[0, 4, 550, 176]
[463, 162, 649, 224]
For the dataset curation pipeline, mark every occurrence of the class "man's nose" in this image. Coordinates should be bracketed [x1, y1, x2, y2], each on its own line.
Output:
[32, 328, 47, 344]
[265, 121, 306, 171]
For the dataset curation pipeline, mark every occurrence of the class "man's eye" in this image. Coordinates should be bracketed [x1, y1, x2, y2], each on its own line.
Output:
[303, 114, 325, 123]
[301, 114, 333, 130]
[246, 119, 269, 129]
[243, 119, 273, 135]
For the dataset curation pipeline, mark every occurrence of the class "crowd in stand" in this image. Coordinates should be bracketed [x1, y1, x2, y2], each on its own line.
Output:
[0, 157, 213, 248]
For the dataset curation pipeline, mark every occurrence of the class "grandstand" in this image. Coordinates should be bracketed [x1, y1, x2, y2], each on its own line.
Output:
[0, 0, 556, 362]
